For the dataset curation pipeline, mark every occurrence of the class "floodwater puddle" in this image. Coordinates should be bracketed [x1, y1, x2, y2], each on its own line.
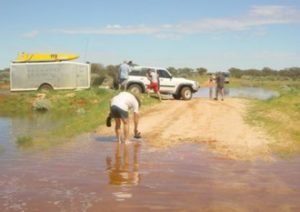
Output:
[1, 117, 300, 211]
[194, 87, 279, 100]
[95, 136, 116, 143]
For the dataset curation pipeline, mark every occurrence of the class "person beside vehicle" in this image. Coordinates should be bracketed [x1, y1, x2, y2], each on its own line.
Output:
[107, 91, 141, 143]
[214, 73, 225, 101]
[146, 69, 162, 101]
[208, 73, 215, 100]
[118, 61, 132, 90]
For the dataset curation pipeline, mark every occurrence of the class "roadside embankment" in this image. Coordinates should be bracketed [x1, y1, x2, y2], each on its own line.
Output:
[248, 88, 300, 156]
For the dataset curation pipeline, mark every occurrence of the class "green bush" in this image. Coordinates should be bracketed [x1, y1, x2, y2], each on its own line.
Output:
[16, 136, 33, 147]
[0, 69, 10, 83]
[33, 99, 52, 111]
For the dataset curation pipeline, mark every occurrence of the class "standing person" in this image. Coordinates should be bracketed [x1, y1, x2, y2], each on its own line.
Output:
[214, 73, 225, 101]
[146, 69, 162, 101]
[118, 61, 132, 90]
[108, 92, 141, 143]
[208, 73, 215, 99]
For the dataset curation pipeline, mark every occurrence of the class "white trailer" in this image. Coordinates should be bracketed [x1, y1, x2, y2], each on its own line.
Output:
[10, 61, 90, 91]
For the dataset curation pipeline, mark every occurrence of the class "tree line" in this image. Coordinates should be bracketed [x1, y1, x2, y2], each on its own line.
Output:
[90, 64, 300, 87]
[1, 65, 299, 86]
[89, 64, 209, 87]
[228, 67, 300, 80]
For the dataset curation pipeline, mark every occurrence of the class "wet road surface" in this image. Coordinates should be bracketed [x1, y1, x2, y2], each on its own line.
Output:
[1, 123, 300, 211]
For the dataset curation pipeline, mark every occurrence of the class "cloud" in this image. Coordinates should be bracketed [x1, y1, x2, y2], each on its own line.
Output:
[154, 33, 182, 40]
[249, 5, 298, 18]
[21, 30, 39, 38]
[53, 24, 162, 35]
[53, 5, 300, 37]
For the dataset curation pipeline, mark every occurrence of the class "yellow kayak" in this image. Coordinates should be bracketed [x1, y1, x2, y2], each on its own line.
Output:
[15, 52, 79, 62]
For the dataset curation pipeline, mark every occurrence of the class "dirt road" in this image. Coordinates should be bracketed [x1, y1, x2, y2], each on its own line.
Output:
[98, 98, 273, 160]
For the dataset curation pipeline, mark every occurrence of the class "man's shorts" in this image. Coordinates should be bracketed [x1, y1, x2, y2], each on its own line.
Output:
[110, 105, 128, 119]
[147, 82, 159, 92]
[119, 78, 127, 90]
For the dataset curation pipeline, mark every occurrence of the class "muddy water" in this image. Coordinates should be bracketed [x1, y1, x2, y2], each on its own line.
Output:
[194, 87, 279, 100]
[1, 118, 300, 211]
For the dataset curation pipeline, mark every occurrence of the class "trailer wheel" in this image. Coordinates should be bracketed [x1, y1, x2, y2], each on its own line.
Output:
[38, 83, 53, 91]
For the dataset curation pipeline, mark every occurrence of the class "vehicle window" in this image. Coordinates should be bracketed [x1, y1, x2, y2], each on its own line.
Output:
[157, 69, 171, 78]
[129, 69, 147, 76]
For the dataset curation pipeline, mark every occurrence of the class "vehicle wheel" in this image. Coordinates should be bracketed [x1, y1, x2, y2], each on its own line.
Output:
[180, 87, 192, 100]
[172, 94, 181, 100]
[128, 84, 142, 94]
[38, 83, 53, 91]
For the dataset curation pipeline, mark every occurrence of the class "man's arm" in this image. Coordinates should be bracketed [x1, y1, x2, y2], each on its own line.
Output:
[146, 72, 151, 82]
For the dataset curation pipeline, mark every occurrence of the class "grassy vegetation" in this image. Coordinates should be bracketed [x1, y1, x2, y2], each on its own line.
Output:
[0, 145, 4, 154]
[46, 88, 114, 138]
[0, 88, 159, 148]
[246, 84, 300, 156]
[16, 136, 33, 147]
[190, 75, 208, 85]
[0, 69, 9, 84]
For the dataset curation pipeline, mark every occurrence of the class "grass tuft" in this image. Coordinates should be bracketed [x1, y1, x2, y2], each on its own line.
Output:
[16, 135, 33, 147]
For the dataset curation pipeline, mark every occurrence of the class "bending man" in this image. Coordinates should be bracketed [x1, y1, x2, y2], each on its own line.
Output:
[110, 92, 141, 143]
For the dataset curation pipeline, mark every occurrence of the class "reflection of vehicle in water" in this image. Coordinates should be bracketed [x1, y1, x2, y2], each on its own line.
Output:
[106, 143, 140, 186]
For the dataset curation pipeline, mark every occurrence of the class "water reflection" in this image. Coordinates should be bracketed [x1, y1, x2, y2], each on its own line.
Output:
[11, 113, 63, 139]
[106, 142, 141, 186]
[194, 87, 279, 100]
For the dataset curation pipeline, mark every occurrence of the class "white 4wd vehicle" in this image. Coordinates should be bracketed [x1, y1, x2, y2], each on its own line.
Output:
[126, 66, 199, 100]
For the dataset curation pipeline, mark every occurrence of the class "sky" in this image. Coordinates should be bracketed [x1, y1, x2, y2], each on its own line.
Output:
[0, 0, 300, 71]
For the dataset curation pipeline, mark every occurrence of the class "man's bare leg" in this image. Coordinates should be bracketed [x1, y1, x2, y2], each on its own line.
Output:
[122, 118, 130, 143]
[115, 118, 122, 143]
[221, 88, 224, 101]
[156, 91, 162, 101]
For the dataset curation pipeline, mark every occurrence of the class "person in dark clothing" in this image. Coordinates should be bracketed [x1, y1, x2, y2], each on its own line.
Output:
[214, 73, 225, 101]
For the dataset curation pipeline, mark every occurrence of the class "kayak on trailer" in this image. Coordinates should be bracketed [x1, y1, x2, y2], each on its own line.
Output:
[14, 52, 79, 63]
